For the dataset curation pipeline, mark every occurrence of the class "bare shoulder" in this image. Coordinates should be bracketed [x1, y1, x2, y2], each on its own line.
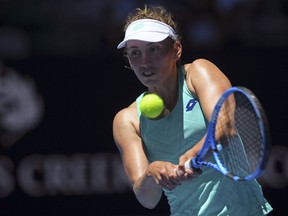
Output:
[185, 58, 224, 77]
[113, 101, 140, 142]
[184, 58, 231, 96]
[183, 58, 232, 120]
[113, 101, 137, 125]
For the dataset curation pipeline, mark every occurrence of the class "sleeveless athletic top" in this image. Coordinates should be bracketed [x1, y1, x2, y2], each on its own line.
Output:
[136, 66, 272, 215]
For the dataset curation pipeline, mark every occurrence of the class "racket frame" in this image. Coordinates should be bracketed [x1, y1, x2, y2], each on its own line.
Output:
[188, 87, 270, 181]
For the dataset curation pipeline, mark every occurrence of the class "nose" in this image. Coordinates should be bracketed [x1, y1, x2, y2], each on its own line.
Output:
[140, 52, 152, 68]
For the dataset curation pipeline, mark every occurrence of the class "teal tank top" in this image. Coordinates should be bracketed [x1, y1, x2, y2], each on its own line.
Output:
[136, 66, 272, 215]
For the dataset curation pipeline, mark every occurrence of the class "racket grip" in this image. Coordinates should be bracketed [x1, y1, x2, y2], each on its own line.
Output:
[184, 158, 201, 171]
[184, 160, 192, 169]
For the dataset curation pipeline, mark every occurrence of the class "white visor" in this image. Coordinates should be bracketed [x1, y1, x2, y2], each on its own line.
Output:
[117, 19, 177, 49]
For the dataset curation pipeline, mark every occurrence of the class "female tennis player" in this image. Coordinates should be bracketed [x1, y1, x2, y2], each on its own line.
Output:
[113, 5, 272, 215]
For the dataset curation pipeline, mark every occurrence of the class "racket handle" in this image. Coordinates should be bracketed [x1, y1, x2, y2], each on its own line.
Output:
[184, 158, 202, 171]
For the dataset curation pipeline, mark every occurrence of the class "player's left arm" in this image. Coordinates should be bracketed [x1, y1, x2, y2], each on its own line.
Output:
[178, 58, 232, 174]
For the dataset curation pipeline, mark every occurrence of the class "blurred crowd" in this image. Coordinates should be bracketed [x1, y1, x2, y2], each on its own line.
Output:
[0, 0, 288, 59]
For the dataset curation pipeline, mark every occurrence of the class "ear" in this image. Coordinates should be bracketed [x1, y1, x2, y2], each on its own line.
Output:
[174, 41, 182, 60]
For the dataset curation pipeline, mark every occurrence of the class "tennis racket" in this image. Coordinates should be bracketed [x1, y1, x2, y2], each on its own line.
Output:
[185, 86, 270, 181]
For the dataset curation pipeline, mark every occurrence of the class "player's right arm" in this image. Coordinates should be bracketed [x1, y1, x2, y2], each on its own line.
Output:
[112, 102, 163, 209]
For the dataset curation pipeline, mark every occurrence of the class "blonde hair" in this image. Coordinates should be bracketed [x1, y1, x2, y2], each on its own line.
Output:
[123, 5, 181, 41]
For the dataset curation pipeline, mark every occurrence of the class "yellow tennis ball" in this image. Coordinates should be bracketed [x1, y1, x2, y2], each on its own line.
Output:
[140, 93, 164, 119]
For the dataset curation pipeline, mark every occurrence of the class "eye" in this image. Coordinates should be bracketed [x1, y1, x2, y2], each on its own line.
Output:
[127, 49, 141, 58]
[150, 45, 160, 53]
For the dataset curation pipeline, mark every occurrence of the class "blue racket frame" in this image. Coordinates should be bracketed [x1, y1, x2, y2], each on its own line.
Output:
[189, 87, 270, 181]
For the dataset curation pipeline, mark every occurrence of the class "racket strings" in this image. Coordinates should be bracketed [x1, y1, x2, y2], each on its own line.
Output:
[215, 92, 264, 178]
